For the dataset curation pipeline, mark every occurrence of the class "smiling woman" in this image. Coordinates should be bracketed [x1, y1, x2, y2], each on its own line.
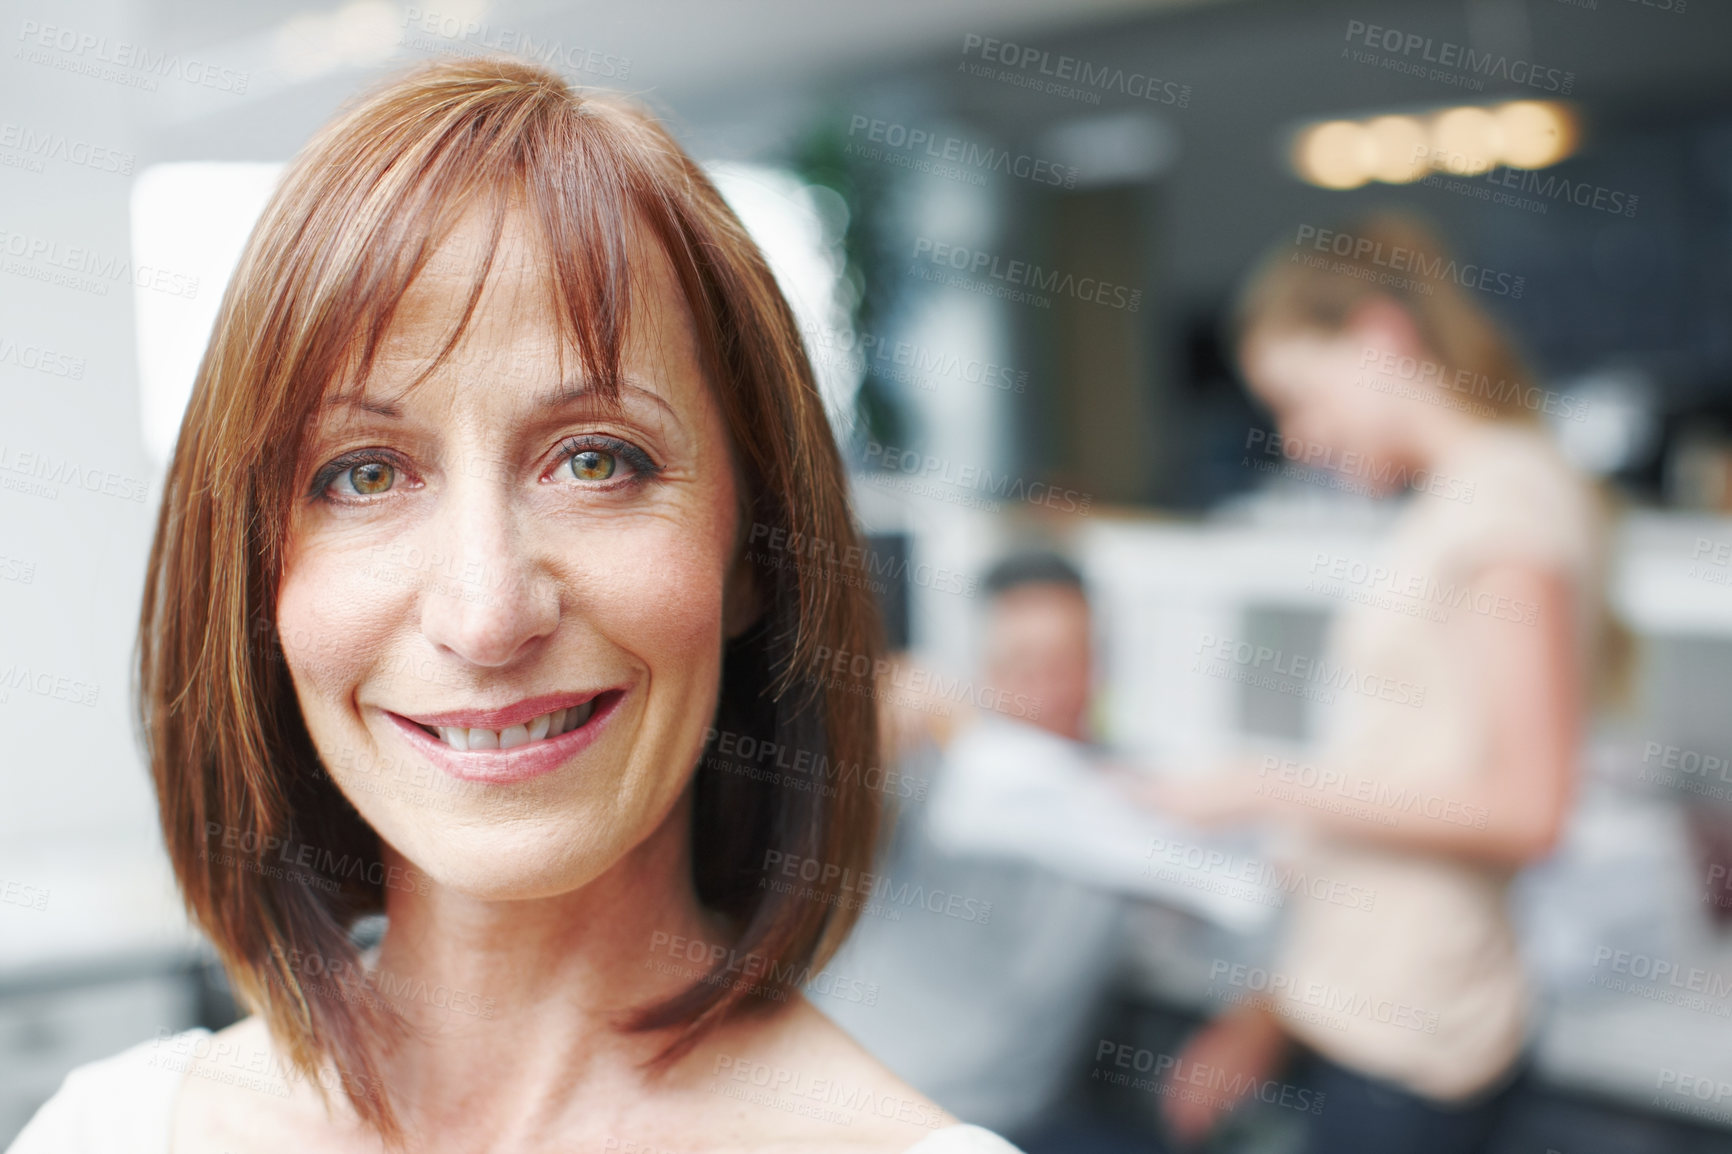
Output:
[8, 57, 1020, 1154]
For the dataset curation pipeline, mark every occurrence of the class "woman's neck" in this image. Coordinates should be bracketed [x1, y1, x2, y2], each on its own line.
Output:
[1397, 401, 1496, 478]
[367, 788, 736, 1138]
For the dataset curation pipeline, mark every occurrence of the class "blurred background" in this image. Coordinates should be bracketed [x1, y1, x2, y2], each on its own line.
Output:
[3, 0, 1731, 1149]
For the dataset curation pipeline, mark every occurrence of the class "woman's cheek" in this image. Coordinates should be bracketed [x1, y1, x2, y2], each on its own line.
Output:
[277, 545, 410, 735]
[276, 558, 348, 690]
[284, 540, 359, 631]
[598, 547, 727, 671]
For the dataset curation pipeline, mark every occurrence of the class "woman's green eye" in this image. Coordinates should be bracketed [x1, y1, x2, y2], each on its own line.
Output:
[568, 450, 616, 481]
[348, 462, 394, 494]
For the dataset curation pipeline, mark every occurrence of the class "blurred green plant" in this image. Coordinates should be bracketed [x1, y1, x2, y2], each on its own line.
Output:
[789, 108, 907, 457]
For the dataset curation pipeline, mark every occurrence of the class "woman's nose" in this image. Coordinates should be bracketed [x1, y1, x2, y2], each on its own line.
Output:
[415, 473, 559, 668]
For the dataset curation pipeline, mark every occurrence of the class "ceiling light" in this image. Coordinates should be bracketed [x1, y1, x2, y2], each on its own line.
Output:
[1496, 100, 1577, 168]
[1294, 120, 1373, 190]
[1290, 100, 1579, 188]
[1430, 106, 1502, 175]
[1365, 115, 1429, 183]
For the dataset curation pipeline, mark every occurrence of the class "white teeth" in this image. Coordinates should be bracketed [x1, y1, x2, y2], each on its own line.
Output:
[427, 701, 599, 752]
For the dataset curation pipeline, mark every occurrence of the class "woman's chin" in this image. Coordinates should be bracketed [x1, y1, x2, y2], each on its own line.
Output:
[382, 819, 639, 905]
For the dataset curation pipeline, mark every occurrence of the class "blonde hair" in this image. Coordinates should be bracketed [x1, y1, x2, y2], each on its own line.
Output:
[1232, 211, 1539, 423]
[1234, 211, 1638, 708]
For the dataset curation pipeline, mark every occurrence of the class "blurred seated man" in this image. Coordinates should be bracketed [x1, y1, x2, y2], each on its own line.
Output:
[821, 551, 1270, 1153]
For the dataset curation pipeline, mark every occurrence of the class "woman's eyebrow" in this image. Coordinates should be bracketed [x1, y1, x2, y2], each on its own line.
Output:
[535, 377, 680, 424]
[314, 378, 680, 423]
[320, 393, 403, 418]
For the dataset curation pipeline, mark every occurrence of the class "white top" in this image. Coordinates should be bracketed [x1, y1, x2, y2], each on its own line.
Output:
[1274, 422, 1604, 1101]
[926, 715, 1278, 932]
[7, 1030, 1025, 1154]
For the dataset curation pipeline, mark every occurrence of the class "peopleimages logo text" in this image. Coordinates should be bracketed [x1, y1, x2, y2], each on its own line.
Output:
[802, 322, 1028, 395]
[961, 34, 1191, 107]
[847, 116, 1078, 188]
[1418, 159, 1639, 219]
[16, 20, 249, 93]
[1357, 347, 1587, 422]
[0, 228, 199, 299]
[865, 440, 1093, 514]
[1194, 632, 1427, 709]
[1293, 224, 1525, 299]
[1246, 428, 1477, 503]
[400, 8, 631, 79]
[1342, 20, 1575, 94]
[911, 237, 1142, 312]
[0, 122, 133, 175]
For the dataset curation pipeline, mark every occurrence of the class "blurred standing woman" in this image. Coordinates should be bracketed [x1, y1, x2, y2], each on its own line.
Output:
[1157, 215, 1617, 1154]
[10, 59, 1022, 1154]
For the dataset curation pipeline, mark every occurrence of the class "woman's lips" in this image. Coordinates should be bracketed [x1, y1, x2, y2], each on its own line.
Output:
[404, 691, 602, 731]
[381, 689, 625, 784]
[418, 699, 596, 751]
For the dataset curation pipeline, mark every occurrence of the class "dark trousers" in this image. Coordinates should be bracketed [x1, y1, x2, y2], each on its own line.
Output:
[1296, 1053, 1523, 1154]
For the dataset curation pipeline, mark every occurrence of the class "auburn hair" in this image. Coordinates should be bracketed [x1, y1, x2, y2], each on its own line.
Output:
[137, 57, 882, 1137]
